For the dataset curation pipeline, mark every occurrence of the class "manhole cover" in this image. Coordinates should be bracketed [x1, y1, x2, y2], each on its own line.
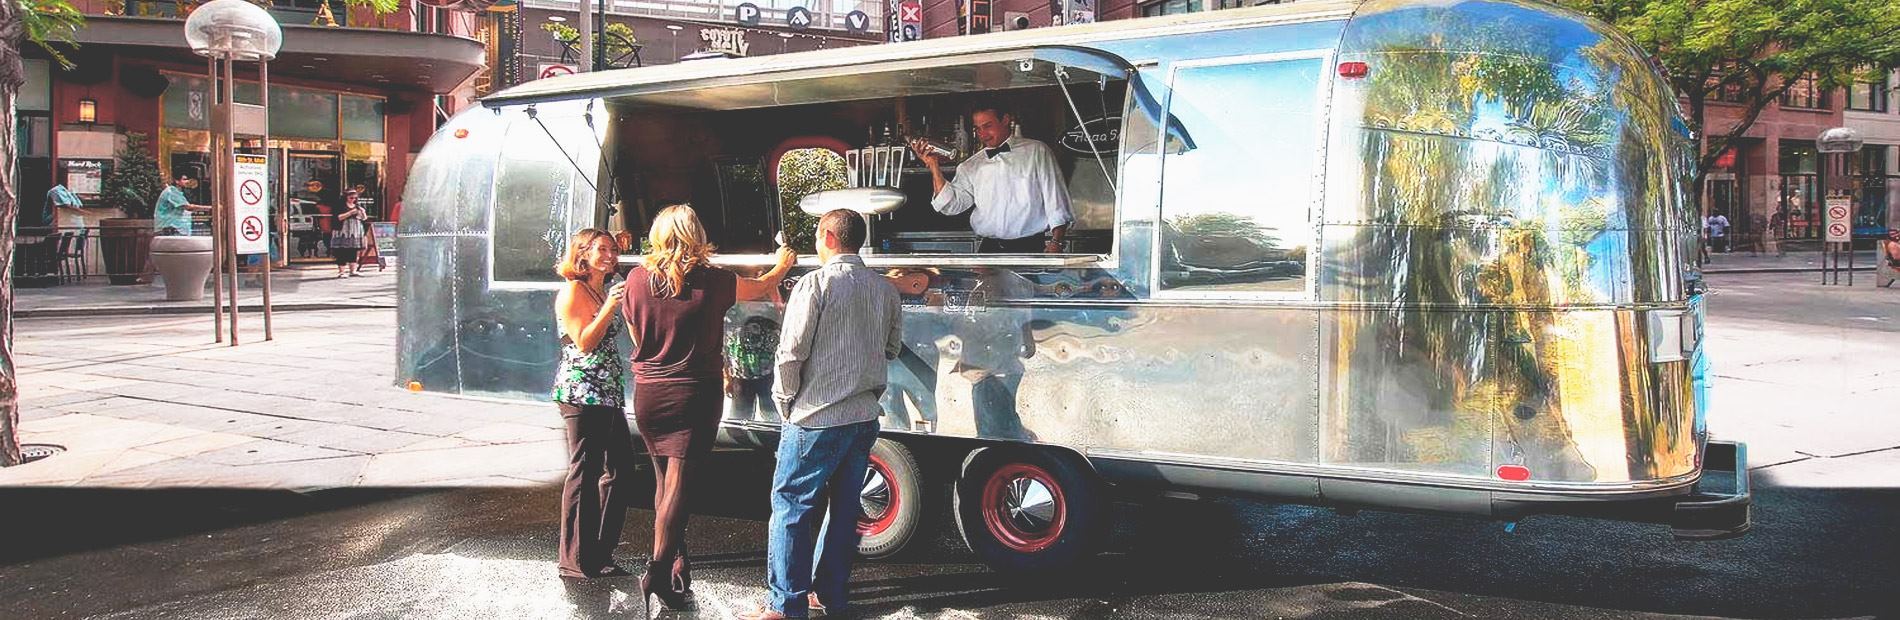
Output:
[19, 444, 66, 464]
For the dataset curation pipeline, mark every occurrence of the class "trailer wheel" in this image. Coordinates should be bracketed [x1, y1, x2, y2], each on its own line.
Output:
[857, 438, 923, 559]
[954, 448, 1106, 574]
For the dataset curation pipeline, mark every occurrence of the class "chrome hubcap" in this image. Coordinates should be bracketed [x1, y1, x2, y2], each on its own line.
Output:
[1003, 477, 1056, 533]
[860, 465, 891, 520]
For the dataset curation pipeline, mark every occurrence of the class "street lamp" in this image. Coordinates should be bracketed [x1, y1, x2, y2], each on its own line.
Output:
[185, 0, 283, 344]
[667, 24, 683, 62]
[1815, 126, 1866, 285]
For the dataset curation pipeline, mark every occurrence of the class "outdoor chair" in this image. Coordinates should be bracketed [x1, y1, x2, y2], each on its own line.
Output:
[52, 232, 75, 283]
[60, 228, 90, 282]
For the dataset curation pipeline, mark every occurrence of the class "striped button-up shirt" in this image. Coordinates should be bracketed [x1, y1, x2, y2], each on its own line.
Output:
[773, 254, 903, 428]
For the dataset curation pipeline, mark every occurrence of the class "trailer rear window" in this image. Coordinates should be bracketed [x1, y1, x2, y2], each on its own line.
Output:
[1156, 54, 1327, 297]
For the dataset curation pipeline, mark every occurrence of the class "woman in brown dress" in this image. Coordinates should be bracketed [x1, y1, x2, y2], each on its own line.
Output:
[624, 204, 795, 609]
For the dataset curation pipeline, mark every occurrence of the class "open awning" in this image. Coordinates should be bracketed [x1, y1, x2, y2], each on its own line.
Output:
[72, 16, 485, 94]
[484, 45, 1135, 110]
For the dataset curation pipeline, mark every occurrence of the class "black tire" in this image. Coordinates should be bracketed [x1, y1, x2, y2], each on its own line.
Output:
[953, 447, 1107, 575]
[857, 438, 924, 559]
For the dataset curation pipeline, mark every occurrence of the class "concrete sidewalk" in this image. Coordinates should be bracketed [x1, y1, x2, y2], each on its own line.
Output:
[13, 259, 397, 318]
[0, 308, 566, 490]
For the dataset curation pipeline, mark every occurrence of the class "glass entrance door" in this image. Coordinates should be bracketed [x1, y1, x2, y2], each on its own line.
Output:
[286, 152, 342, 259]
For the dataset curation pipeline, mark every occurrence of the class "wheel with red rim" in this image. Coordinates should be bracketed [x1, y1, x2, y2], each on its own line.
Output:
[856, 438, 923, 559]
[954, 448, 1106, 574]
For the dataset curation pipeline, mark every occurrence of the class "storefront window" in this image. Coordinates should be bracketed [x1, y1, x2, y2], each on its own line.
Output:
[1779, 142, 1818, 175]
[1157, 55, 1323, 296]
[1854, 145, 1891, 236]
[271, 86, 340, 140]
[341, 96, 386, 142]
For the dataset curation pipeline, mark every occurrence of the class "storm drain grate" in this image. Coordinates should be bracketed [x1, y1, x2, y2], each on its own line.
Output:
[19, 444, 66, 464]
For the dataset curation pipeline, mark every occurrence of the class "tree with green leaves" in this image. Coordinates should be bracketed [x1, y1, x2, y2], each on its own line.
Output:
[101, 132, 166, 219]
[1557, 0, 1900, 215]
[542, 21, 641, 69]
[3, 0, 86, 466]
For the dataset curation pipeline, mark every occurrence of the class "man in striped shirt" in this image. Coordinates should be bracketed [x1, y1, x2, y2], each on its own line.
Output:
[744, 209, 901, 620]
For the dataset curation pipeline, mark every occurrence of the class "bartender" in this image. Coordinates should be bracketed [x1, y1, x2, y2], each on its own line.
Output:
[911, 103, 1073, 253]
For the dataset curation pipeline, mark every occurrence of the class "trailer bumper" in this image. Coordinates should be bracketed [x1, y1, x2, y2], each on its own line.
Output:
[1671, 440, 1751, 540]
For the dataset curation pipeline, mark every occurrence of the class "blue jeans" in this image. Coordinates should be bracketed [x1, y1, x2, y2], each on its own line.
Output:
[766, 420, 879, 617]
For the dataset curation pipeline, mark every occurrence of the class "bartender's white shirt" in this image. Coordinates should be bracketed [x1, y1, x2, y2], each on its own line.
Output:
[929, 136, 1074, 241]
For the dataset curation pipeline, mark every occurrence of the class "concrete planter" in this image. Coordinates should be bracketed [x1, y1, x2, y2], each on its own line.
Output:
[150, 236, 215, 301]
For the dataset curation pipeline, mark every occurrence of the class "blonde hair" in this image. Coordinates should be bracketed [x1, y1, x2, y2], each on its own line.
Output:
[555, 228, 618, 281]
[642, 204, 715, 298]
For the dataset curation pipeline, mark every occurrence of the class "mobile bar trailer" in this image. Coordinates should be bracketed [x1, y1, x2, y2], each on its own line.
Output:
[398, 0, 1750, 573]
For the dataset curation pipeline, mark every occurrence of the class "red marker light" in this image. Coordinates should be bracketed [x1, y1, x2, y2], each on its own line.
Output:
[1338, 61, 1370, 79]
[1497, 465, 1531, 481]
[454, 128, 470, 139]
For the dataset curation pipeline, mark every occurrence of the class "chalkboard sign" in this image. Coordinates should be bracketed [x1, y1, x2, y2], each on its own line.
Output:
[371, 221, 398, 256]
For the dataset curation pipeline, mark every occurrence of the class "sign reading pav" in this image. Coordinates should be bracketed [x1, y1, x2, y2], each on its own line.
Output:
[234, 153, 271, 255]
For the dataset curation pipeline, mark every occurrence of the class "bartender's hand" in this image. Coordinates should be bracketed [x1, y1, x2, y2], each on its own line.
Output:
[908, 139, 942, 169]
[1043, 239, 1063, 253]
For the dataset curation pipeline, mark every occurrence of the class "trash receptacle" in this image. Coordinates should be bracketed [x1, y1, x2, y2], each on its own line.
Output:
[150, 235, 215, 301]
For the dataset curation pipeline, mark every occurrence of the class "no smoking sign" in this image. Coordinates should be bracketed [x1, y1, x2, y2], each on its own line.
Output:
[233, 154, 271, 255]
[242, 215, 265, 242]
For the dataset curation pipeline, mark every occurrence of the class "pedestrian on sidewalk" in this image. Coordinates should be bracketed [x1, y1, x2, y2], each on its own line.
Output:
[1879, 229, 1900, 288]
[1709, 212, 1731, 254]
[154, 170, 212, 236]
[551, 228, 634, 579]
[330, 190, 368, 278]
[622, 204, 795, 610]
[741, 210, 901, 620]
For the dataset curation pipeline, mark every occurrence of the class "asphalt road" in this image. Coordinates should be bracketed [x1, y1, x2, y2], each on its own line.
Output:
[2, 271, 1896, 619]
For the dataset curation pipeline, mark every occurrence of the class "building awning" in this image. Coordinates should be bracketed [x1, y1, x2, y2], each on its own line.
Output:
[72, 16, 485, 94]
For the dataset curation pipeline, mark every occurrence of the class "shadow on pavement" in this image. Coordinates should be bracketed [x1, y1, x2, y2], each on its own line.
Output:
[1, 452, 1895, 618]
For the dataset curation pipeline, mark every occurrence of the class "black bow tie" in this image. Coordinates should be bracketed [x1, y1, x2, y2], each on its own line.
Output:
[985, 143, 1011, 159]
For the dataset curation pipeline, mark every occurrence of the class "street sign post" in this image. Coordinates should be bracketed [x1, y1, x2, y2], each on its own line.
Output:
[1822, 195, 1854, 286]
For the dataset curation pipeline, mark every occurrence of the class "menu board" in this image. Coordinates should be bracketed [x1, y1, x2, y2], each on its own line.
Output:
[59, 159, 111, 199]
[371, 221, 397, 256]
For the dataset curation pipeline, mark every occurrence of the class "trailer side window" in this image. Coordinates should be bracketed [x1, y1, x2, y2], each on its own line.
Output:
[1156, 56, 1325, 296]
[493, 104, 602, 284]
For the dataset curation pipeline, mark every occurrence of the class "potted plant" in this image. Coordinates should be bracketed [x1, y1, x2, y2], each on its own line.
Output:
[98, 132, 164, 285]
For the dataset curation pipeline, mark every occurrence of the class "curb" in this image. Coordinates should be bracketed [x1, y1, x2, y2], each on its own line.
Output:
[16, 302, 395, 319]
[1704, 266, 1876, 275]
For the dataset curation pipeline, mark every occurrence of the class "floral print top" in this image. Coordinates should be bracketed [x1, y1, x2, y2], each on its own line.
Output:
[551, 317, 627, 408]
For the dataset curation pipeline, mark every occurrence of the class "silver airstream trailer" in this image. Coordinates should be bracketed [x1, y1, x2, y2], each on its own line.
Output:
[398, 0, 1750, 573]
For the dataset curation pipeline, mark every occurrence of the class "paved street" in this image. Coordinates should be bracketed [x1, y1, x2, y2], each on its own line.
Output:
[1, 270, 1896, 618]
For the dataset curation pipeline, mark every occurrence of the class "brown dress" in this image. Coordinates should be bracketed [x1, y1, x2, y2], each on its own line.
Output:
[622, 264, 737, 458]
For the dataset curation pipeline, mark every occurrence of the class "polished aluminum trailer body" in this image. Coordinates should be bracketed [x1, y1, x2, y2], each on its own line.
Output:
[399, 0, 1747, 534]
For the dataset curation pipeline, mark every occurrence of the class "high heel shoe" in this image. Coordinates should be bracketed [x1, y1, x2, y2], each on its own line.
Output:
[671, 552, 692, 594]
[641, 560, 692, 611]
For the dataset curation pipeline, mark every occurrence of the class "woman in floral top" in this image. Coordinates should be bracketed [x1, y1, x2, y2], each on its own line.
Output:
[551, 228, 632, 579]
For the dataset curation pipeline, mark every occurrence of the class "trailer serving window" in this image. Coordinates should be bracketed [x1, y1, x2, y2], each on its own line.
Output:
[1155, 52, 1329, 298]
[583, 47, 1134, 263]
